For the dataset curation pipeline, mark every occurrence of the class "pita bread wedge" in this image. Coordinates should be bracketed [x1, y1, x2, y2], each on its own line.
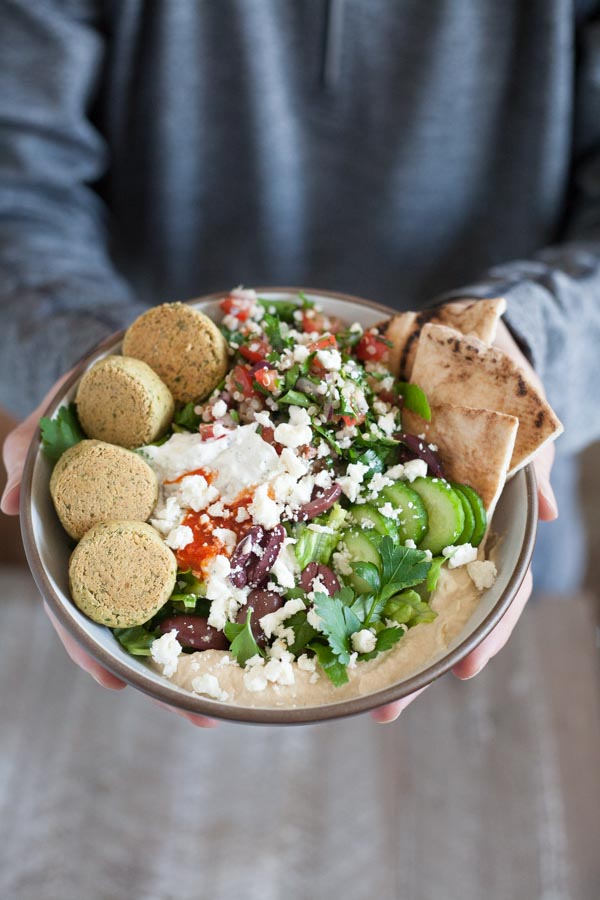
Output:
[377, 297, 506, 379]
[401, 402, 518, 518]
[410, 324, 563, 476]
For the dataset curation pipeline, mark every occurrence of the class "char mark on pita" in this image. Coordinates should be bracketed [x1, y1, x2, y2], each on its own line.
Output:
[375, 298, 507, 380]
[409, 323, 563, 477]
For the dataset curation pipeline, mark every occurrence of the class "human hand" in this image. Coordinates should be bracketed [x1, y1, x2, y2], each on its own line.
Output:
[1, 377, 216, 729]
[370, 318, 557, 723]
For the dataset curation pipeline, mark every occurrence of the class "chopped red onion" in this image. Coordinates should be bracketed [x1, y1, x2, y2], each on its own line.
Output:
[394, 432, 446, 479]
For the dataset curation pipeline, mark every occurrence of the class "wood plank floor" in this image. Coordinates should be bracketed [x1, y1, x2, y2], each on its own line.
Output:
[0, 566, 598, 900]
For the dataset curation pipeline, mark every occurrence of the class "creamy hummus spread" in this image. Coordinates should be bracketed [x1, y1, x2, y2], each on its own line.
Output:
[150, 564, 481, 708]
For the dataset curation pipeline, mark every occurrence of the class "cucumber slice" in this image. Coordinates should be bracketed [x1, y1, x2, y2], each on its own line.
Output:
[378, 482, 428, 545]
[454, 489, 475, 545]
[339, 529, 381, 593]
[452, 483, 487, 547]
[348, 504, 398, 540]
[410, 477, 465, 555]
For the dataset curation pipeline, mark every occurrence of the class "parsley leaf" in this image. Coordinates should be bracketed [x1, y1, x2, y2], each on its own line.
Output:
[351, 562, 380, 595]
[278, 390, 312, 407]
[224, 610, 265, 667]
[358, 626, 405, 661]
[378, 537, 432, 603]
[285, 610, 320, 656]
[256, 297, 299, 322]
[308, 641, 349, 686]
[262, 312, 292, 352]
[314, 590, 361, 664]
[39, 403, 84, 461]
[349, 592, 387, 629]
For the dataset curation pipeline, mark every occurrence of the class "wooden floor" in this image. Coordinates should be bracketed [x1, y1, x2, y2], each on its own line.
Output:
[0, 564, 598, 900]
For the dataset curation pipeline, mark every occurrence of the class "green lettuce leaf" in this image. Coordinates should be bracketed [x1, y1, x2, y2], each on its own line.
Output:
[39, 404, 84, 461]
[224, 611, 265, 667]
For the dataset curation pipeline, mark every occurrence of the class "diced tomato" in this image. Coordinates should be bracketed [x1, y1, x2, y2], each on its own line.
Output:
[220, 294, 254, 322]
[302, 309, 346, 335]
[199, 424, 226, 440]
[228, 364, 256, 398]
[258, 425, 284, 455]
[239, 339, 270, 363]
[355, 332, 389, 362]
[341, 413, 366, 428]
[307, 333, 338, 353]
[254, 368, 280, 392]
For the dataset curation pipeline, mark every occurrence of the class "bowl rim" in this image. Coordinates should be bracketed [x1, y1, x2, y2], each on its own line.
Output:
[20, 287, 538, 725]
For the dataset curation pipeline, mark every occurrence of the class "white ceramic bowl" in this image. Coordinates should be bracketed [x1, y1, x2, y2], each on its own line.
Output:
[20, 289, 537, 724]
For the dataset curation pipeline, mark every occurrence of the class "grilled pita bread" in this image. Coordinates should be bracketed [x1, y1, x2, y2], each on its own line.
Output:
[378, 297, 506, 379]
[402, 402, 519, 518]
[410, 324, 563, 476]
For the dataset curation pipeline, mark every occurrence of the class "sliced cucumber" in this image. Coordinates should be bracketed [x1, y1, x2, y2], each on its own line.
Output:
[452, 483, 487, 547]
[454, 489, 475, 545]
[348, 504, 399, 540]
[339, 529, 381, 593]
[410, 477, 465, 555]
[378, 482, 428, 545]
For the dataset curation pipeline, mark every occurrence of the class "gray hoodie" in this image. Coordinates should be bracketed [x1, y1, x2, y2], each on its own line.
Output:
[1, 1, 598, 587]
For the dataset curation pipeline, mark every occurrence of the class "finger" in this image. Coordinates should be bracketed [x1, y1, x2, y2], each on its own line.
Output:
[1, 372, 72, 515]
[370, 686, 428, 723]
[1, 418, 36, 514]
[44, 602, 127, 691]
[151, 699, 219, 729]
[452, 568, 533, 679]
[534, 441, 558, 521]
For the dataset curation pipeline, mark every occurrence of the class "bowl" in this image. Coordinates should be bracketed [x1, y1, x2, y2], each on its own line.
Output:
[20, 288, 537, 725]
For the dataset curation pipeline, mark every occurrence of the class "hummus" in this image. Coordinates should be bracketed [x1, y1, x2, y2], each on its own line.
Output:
[150, 564, 481, 708]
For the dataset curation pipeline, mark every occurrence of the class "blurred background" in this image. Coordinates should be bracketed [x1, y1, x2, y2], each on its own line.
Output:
[0, 440, 598, 900]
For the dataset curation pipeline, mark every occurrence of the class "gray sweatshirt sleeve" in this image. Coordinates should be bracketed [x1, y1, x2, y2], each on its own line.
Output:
[0, 1, 145, 418]
[439, 17, 600, 457]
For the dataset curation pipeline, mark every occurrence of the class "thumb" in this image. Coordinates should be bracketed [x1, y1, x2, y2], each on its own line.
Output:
[534, 441, 557, 521]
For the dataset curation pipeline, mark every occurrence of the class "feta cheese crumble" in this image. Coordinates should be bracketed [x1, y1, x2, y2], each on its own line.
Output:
[467, 559, 498, 590]
[150, 630, 182, 677]
[273, 406, 313, 448]
[165, 524, 194, 550]
[351, 629, 377, 654]
[191, 673, 229, 701]
[401, 459, 428, 482]
[442, 543, 478, 568]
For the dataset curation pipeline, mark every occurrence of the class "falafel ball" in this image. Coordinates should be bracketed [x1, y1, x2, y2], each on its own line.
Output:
[122, 302, 228, 404]
[69, 521, 177, 627]
[50, 440, 159, 540]
[76, 355, 174, 448]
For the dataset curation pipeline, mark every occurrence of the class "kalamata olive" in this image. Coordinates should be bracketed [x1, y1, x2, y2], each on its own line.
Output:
[236, 589, 284, 647]
[300, 562, 340, 596]
[229, 525, 264, 587]
[246, 524, 286, 588]
[295, 483, 342, 522]
[394, 431, 446, 479]
[157, 616, 229, 651]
